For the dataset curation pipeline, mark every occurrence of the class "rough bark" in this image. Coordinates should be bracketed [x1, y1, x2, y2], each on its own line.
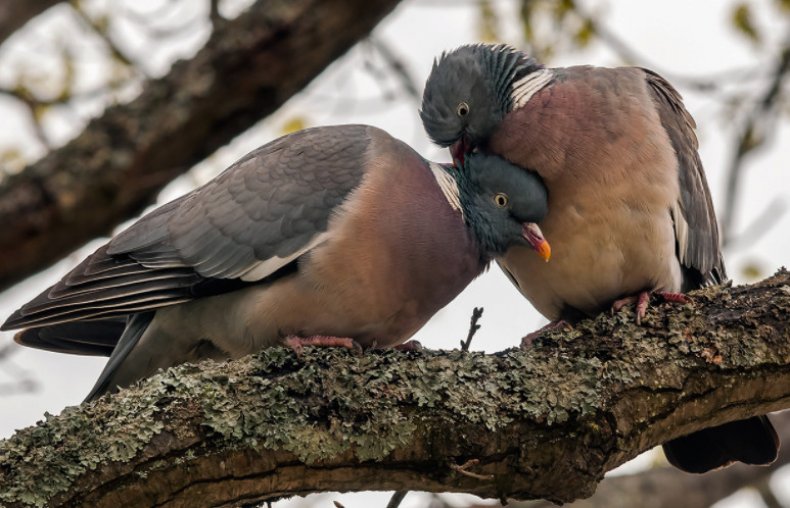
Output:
[0, 0, 402, 292]
[0, 0, 62, 47]
[1, 269, 789, 508]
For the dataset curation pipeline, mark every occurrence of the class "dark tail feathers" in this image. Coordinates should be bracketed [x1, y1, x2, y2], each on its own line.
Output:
[663, 415, 779, 473]
[14, 318, 127, 357]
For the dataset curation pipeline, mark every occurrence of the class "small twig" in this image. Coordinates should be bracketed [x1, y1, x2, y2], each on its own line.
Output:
[210, 0, 222, 28]
[0, 343, 39, 396]
[333, 501, 346, 508]
[368, 38, 420, 101]
[385, 490, 408, 508]
[449, 459, 494, 481]
[0, 91, 53, 149]
[68, 1, 147, 77]
[460, 307, 483, 351]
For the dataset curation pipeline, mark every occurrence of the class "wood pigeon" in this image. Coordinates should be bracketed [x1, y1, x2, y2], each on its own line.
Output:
[2, 124, 550, 402]
[419, 44, 778, 473]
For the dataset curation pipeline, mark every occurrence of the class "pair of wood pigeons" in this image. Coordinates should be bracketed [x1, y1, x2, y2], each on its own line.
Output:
[2, 44, 778, 474]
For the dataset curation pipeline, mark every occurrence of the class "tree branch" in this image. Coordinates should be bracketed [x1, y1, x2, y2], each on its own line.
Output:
[1, 269, 789, 507]
[0, 0, 402, 292]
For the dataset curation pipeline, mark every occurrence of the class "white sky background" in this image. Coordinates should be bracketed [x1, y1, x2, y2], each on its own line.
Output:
[0, 1, 789, 507]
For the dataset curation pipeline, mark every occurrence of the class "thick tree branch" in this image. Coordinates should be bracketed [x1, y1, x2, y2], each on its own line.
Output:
[1, 270, 789, 507]
[0, 0, 402, 292]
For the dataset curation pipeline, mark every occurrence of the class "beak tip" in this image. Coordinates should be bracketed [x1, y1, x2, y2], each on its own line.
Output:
[539, 241, 551, 263]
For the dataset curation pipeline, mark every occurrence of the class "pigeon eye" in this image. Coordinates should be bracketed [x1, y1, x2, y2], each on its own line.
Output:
[457, 102, 470, 117]
[494, 193, 509, 207]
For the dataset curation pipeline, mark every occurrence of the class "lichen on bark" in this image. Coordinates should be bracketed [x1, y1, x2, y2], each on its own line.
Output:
[1, 269, 789, 507]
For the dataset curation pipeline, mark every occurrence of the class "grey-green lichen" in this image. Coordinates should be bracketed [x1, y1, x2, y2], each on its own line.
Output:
[0, 347, 611, 507]
[1, 269, 788, 507]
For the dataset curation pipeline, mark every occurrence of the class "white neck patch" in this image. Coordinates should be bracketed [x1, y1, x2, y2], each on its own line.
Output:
[510, 68, 554, 110]
[429, 162, 463, 218]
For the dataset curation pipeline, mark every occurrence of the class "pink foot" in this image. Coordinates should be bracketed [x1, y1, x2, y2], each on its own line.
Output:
[521, 320, 571, 348]
[284, 335, 363, 356]
[611, 291, 690, 325]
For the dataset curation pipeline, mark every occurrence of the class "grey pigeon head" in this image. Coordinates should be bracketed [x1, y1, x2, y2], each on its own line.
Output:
[457, 152, 548, 257]
[420, 44, 543, 152]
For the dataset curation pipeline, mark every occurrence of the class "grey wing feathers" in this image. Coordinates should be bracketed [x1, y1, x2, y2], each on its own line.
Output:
[643, 69, 727, 288]
[3, 125, 374, 331]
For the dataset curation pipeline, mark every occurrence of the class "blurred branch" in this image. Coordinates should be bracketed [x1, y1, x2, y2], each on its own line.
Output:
[0, 0, 403, 292]
[569, 1, 761, 92]
[0, 0, 62, 48]
[722, 31, 790, 245]
[369, 38, 420, 100]
[724, 196, 788, 252]
[67, 1, 143, 76]
[0, 343, 39, 396]
[1, 270, 790, 507]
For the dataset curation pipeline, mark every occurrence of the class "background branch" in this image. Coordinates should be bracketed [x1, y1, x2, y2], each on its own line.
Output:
[1, 269, 789, 508]
[722, 30, 790, 245]
[0, 0, 403, 292]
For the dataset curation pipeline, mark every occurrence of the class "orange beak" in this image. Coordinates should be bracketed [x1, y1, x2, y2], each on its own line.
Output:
[522, 223, 551, 262]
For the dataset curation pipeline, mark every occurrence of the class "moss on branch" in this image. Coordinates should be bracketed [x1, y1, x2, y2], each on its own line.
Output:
[1, 269, 789, 507]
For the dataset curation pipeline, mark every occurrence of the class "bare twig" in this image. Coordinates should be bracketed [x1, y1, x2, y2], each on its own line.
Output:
[210, 0, 222, 27]
[0, 83, 111, 107]
[368, 37, 420, 101]
[449, 459, 494, 481]
[385, 490, 409, 508]
[460, 307, 483, 351]
[67, 1, 146, 77]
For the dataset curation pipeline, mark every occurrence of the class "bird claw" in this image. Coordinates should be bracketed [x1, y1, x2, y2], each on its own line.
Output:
[611, 291, 690, 325]
[655, 291, 689, 304]
[521, 320, 571, 348]
[284, 335, 363, 357]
